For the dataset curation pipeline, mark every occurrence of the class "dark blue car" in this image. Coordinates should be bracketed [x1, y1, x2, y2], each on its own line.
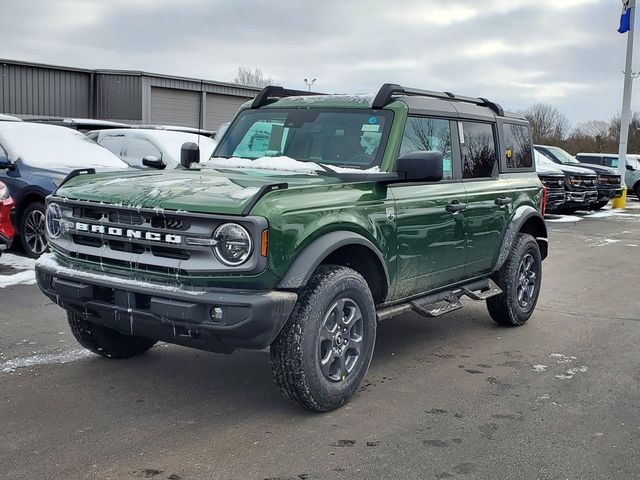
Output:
[0, 121, 128, 257]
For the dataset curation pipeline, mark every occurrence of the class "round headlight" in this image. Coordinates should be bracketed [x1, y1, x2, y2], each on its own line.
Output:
[45, 203, 63, 239]
[213, 223, 252, 266]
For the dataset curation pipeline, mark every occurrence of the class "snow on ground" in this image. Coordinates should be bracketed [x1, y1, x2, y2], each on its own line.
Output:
[0, 253, 36, 288]
[1, 349, 94, 374]
[546, 215, 583, 223]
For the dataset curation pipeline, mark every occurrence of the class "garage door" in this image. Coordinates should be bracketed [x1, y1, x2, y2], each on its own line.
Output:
[206, 94, 248, 132]
[151, 87, 200, 127]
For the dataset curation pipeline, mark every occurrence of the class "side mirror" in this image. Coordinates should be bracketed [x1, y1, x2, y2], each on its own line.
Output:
[142, 155, 166, 170]
[395, 150, 443, 183]
[626, 164, 634, 171]
[0, 155, 14, 170]
[180, 142, 200, 169]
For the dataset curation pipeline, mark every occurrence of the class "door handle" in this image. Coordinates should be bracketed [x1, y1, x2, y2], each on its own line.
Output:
[446, 201, 468, 213]
[494, 196, 512, 206]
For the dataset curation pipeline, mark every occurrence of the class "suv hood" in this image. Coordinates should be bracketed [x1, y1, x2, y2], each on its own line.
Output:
[552, 163, 597, 176]
[536, 164, 564, 176]
[575, 163, 619, 175]
[55, 169, 341, 215]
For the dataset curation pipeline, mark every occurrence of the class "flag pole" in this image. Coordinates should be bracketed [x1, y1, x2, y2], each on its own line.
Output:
[614, 0, 636, 209]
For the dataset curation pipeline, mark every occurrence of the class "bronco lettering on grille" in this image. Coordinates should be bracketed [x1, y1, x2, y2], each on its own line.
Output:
[74, 222, 182, 244]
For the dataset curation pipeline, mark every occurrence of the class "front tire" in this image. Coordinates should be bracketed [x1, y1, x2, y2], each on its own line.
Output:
[20, 202, 47, 258]
[67, 312, 157, 358]
[270, 265, 376, 412]
[487, 233, 542, 327]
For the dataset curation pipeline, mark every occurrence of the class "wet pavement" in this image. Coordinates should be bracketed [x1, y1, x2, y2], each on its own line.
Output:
[1, 202, 640, 479]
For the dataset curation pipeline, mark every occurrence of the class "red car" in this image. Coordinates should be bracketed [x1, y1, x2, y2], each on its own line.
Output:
[0, 180, 15, 256]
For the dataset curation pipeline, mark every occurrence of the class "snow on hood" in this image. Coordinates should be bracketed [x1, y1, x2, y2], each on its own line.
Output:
[0, 122, 127, 171]
[206, 156, 380, 175]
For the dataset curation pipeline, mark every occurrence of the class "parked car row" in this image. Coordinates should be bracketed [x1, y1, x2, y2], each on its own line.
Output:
[534, 145, 623, 213]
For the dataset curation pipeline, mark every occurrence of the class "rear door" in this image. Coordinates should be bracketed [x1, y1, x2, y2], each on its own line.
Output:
[390, 116, 468, 297]
[459, 120, 511, 276]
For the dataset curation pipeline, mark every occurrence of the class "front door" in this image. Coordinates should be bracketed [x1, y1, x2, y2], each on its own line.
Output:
[390, 116, 467, 299]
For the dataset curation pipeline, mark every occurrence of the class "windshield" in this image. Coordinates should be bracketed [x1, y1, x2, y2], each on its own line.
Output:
[534, 150, 558, 167]
[546, 146, 579, 164]
[213, 108, 393, 170]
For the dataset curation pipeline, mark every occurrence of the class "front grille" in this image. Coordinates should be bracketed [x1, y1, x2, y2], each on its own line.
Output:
[49, 198, 267, 276]
[597, 175, 621, 186]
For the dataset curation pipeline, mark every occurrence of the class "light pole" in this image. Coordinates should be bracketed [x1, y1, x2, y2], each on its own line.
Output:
[304, 78, 317, 92]
[614, 0, 636, 209]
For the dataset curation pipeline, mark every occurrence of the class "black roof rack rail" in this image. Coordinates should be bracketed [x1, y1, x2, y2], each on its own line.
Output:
[372, 83, 504, 116]
[251, 86, 325, 109]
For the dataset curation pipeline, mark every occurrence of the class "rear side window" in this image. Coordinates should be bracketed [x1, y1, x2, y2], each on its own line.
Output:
[400, 116, 453, 179]
[460, 121, 497, 178]
[502, 123, 532, 168]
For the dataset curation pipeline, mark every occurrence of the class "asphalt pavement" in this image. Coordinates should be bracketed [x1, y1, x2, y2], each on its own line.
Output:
[1, 202, 640, 480]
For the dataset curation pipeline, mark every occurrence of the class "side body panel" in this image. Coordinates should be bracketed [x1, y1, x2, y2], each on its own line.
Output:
[389, 182, 467, 300]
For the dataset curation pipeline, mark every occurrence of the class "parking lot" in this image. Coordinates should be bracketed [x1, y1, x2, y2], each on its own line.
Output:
[1, 202, 640, 480]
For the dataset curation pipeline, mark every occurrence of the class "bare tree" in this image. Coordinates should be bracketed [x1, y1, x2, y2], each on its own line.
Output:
[521, 103, 570, 145]
[234, 67, 274, 88]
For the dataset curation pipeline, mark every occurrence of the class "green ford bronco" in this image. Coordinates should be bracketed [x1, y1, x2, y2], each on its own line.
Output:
[36, 84, 547, 411]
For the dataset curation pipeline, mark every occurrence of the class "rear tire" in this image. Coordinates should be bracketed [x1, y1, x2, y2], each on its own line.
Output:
[67, 311, 157, 358]
[635, 184, 640, 201]
[270, 265, 376, 412]
[487, 233, 542, 327]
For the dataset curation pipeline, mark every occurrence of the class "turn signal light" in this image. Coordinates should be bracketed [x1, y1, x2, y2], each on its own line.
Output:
[261, 229, 268, 257]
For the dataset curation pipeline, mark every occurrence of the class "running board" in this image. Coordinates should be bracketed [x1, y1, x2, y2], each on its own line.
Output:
[377, 278, 502, 321]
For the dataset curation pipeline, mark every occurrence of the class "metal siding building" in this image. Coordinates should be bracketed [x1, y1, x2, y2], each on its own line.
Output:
[0, 59, 260, 130]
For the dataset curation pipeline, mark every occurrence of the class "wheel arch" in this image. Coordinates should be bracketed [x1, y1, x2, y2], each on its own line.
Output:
[15, 190, 47, 234]
[494, 207, 548, 272]
[277, 231, 390, 305]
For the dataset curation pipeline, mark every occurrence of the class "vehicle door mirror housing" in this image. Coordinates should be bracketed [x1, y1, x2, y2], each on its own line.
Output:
[0, 155, 14, 170]
[142, 155, 166, 170]
[626, 164, 634, 171]
[395, 150, 443, 183]
[180, 142, 200, 169]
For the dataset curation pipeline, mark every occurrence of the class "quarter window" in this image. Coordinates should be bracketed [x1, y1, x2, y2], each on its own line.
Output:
[400, 117, 453, 179]
[460, 121, 497, 179]
[502, 123, 532, 168]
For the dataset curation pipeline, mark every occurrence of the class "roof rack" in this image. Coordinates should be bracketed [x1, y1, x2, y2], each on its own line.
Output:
[251, 86, 325, 109]
[372, 83, 504, 116]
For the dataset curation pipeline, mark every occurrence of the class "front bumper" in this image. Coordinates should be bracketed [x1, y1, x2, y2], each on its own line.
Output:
[36, 254, 297, 353]
[596, 187, 623, 201]
[545, 188, 566, 212]
[565, 189, 598, 207]
[0, 233, 11, 254]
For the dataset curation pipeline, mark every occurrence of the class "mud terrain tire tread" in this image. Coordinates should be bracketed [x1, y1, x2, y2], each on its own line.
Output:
[67, 311, 157, 358]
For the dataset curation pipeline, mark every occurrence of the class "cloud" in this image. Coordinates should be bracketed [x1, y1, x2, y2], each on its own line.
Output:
[0, 0, 629, 124]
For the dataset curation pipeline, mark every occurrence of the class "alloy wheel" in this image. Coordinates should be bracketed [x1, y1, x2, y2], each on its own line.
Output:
[318, 298, 364, 382]
[516, 253, 537, 309]
[24, 209, 47, 255]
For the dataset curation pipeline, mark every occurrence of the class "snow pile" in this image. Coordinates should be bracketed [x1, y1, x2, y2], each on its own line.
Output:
[282, 94, 375, 107]
[0, 270, 36, 288]
[1, 349, 94, 373]
[0, 253, 37, 271]
[0, 122, 128, 170]
[0, 253, 37, 288]
[546, 215, 582, 223]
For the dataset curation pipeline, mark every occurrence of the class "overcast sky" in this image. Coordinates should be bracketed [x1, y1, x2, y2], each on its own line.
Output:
[0, 0, 635, 125]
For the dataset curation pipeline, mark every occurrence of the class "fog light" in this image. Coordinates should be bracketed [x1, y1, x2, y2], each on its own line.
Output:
[209, 306, 224, 323]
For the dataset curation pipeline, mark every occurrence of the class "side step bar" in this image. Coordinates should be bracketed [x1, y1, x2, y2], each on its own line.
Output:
[377, 278, 502, 321]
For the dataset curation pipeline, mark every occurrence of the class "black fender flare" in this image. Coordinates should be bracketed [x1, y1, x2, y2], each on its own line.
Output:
[494, 206, 548, 272]
[277, 230, 390, 290]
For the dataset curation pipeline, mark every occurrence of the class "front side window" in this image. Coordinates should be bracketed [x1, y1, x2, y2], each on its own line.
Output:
[215, 109, 393, 169]
[399, 117, 453, 179]
[503, 124, 532, 168]
[460, 121, 497, 178]
[99, 135, 126, 158]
